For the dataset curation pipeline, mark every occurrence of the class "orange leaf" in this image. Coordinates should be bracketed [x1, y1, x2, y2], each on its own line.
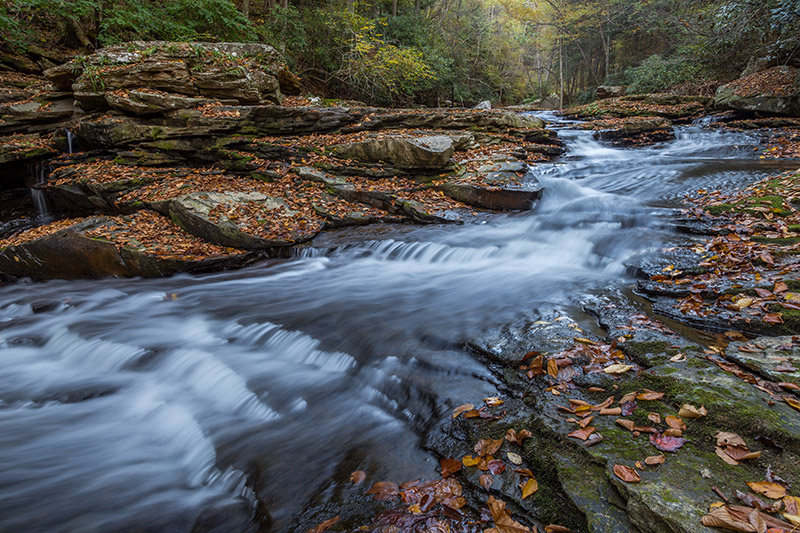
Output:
[521, 477, 538, 499]
[349, 470, 366, 485]
[613, 464, 641, 483]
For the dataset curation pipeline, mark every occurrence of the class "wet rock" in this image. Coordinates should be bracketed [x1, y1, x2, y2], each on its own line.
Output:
[715, 66, 800, 117]
[334, 135, 455, 170]
[726, 336, 800, 386]
[442, 161, 542, 210]
[0, 213, 251, 279]
[474, 100, 492, 110]
[166, 191, 323, 249]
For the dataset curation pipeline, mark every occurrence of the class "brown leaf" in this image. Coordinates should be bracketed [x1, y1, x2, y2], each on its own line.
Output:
[544, 526, 570, 533]
[613, 464, 641, 483]
[645, 454, 665, 465]
[701, 505, 757, 532]
[775, 281, 789, 293]
[723, 446, 762, 462]
[637, 390, 665, 401]
[616, 418, 635, 431]
[475, 438, 504, 457]
[567, 426, 596, 441]
[440, 457, 462, 478]
[763, 313, 784, 325]
[648, 412, 662, 424]
[599, 407, 622, 416]
[716, 432, 747, 448]
[350, 470, 366, 485]
[716, 446, 741, 465]
[663, 428, 683, 437]
[506, 428, 533, 445]
[784, 396, 800, 412]
[547, 358, 559, 378]
[678, 404, 707, 418]
[747, 482, 787, 499]
[365, 481, 399, 501]
[487, 495, 531, 533]
[579, 416, 594, 428]
[665, 415, 687, 431]
[480, 474, 493, 489]
[485, 397, 504, 407]
[521, 477, 538, 499]
[591, 396, 615, 411]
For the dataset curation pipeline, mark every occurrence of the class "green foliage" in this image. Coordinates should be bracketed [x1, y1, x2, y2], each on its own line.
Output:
[624, 54, 702, 94]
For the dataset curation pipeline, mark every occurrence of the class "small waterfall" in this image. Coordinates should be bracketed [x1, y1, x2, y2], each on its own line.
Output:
[30, 162, 52, 220]
[66, 130, 74, 154]
[693, 115, 719, 127]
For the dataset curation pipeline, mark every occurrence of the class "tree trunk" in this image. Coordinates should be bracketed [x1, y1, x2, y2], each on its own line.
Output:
[392, 0, 398, 17]
[558, 36, 564, 110]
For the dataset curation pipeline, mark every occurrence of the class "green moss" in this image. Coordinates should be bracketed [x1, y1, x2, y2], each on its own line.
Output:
[706, 203, 734, 215]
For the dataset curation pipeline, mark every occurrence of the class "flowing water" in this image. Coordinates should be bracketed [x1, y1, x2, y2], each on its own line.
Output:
[1, 120, 797, 532]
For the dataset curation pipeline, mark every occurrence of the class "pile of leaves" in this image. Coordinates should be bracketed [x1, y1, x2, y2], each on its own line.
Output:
[657, 169, 800, 329]
[84, 211, 242, 259]
[730, 67, 799, 99]
[0, 217, 83, 249]
[566, 96, 705, 120]
[701, 463, 800, 532]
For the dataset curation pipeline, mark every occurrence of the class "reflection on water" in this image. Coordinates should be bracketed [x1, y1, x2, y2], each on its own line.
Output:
[0, 123, 789, 531]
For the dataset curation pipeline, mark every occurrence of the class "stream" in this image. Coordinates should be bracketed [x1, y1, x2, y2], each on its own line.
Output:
[0, 118, 795, 532]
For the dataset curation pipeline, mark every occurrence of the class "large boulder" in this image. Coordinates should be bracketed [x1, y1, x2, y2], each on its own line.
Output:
[333, 135, 455, 170]
[44, 42, 301, 111]
[596, 86, 626, 99]
[715, 66, 800, 116]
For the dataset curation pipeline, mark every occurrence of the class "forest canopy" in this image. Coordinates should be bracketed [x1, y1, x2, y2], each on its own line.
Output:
[1, 0, 799, 106]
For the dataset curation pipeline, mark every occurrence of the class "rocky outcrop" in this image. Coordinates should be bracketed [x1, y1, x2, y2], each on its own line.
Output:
[333, 135, 455, 170]
[578, 116, 675, 145]
[715, 66, 800, 116]
[0, 212, 252, 279]
[0, 42, 566, 280]
[596, 85, 626, 99]
[44, 42, 302, 111]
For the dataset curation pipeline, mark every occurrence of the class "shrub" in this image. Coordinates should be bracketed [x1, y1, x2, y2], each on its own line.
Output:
[624, 54, 703, 94]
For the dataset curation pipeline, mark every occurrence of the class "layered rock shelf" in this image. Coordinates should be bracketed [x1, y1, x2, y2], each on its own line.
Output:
[0, 42, 564, 280]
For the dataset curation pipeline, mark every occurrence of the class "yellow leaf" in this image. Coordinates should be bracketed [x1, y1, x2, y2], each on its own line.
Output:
[521, 477, 538, 499]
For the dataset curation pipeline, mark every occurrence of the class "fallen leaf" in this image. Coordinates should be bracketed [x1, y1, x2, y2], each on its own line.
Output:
[650, 433, 686, 452]
[487, 459, 506, 475]
[544, 526, 570, 533]
[521, 477, 538, 499]
[701, 505, 756, 532]
[480, 474, 493, 489]
[599, 407, 622, 416]
[784, 396, 800, 412]
[747, 482, 787, 499]
[637, 390, 665, 401]
[763, 313, 784, 325]
[440, 457, 462, 478]
[716, 432, 747, 448]
[485, 397, 505, 407]
[604, 364, 633, 375]
[462, 455, 480, 467]
[645, 454, 665, 465]
[475, 438, 504, 457]
[350, 470, 366, 485]
[716, 446, 741, 465]
[678, 404, 707, 418]
[579, 416, 594, 428]
[613, 464, 641, 483]
[452, 403, 474, 418]
[506, 428, 533, 445]
[507, 452, 523, 465]
[487, 495, 531, 533]
[365, 481, 399, 500]
[648, 412, 662, 424]
[665, 415, 687, 431]
[616, 418, 635, 431]
[547, 358, 559, 378]
[567, 427, 596, 441]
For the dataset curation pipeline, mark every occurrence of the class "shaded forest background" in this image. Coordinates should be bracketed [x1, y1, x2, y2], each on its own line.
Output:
[1, 0, 799, 107]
